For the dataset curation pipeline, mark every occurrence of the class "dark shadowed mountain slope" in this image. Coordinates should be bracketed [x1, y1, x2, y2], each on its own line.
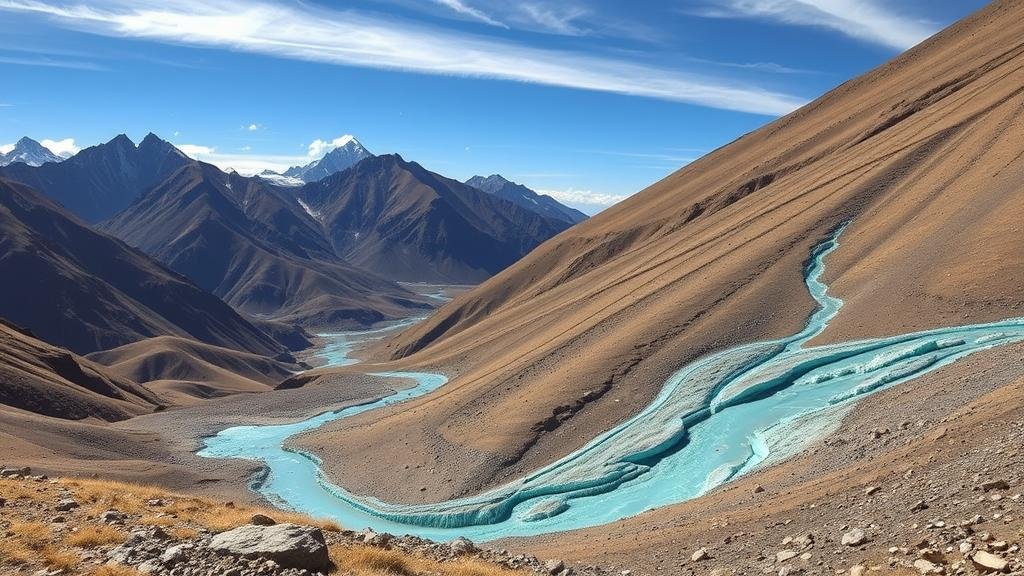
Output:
[465, 174, 588, 225]
[0, 318, 161, 421]
[102, 162, 428, 327]
[0, 133, 191, 222]
[297, 155, 573, 283]
[0, 178, 284, 356]
[0, 137, 64, 167]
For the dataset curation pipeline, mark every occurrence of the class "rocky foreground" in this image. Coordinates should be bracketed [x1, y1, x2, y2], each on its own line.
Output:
[0, 472, 616, 576]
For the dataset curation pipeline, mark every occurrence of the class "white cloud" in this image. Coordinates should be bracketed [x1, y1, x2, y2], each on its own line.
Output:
[41, 137, 80, 157]
[694, 0, 937, 50]
[307, 134, 355, 157]
[174, 142, 307, 174]
[0, 0, 807, 115]
[0, 143, 14, 154]
[246, 123, 260, 131]
[537, 188, 628, 207]
[176, 143, 215, 156]
[432, 0, 507, 28]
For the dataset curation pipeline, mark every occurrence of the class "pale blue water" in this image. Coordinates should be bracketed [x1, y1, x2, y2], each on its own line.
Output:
[199, 226, 1024, 541]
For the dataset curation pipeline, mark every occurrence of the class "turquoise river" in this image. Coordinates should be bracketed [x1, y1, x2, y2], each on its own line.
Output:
[198, 226, 1024, 541]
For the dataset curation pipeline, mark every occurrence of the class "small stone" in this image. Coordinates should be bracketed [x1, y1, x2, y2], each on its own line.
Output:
[849, 566, 867, 576]
[100, 510, 123, 522]
[753, 485, 765, 493]
[449, 537, 476, 555]
[0, 466, 30, 477]
[776, 550, 798, 563]
[970, 550, 1008, 572]
[959, 542, 973, 554]
[864, 486, 880, 496]
[691, 548, 710, 562]
[911, 500, 930, 512]
[913, 559, 942, 574]
[545, 559, 565, 574]
[841, 529, 867, 547]
[980, 480, 1010, 492]
[250, 513, 276, 526]
[55, 498, 79, 511]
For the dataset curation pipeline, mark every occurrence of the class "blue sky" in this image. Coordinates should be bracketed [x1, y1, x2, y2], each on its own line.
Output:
[0, 0, 987, 213]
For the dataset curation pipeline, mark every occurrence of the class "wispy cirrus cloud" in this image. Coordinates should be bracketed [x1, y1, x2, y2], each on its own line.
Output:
[692, 0, 937, 50]
[0, 0, 806, 115]
[431, 0, 507, 28]
[0, 53, 105, 70]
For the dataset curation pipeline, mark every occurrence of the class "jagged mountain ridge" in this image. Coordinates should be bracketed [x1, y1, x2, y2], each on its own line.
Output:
[0, 133, 191, 222]
[465, 174, 588, 225]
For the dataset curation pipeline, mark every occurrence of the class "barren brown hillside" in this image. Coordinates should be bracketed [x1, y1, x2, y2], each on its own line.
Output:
[298, 0, 1024, 504]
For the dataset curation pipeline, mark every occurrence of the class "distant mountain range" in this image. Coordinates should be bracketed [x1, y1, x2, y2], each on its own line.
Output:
[101, 162, 429, 327]
[0, 132, 586, 331]
[0, 137, 65, 167]
[0, 133, 191, 222]
[296, 154, 573, 282]
[465, 174, 588, 225]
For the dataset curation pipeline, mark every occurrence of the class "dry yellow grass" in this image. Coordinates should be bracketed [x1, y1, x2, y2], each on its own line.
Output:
[92, 564, 144, 576]
[63, 477, 340, 533]
[41, 545, 81, 571]
[67, 524, 127, 548]
[328, 545, 525, 576]
[8, 520, 52, 548]
[0, 538, 35, 565]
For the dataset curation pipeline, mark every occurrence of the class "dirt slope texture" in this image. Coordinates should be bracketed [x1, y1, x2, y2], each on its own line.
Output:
[0, 319, 160, 421]
[299, 0, 1024, 505]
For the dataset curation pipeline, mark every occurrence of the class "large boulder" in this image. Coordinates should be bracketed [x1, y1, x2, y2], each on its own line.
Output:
[208, 523, 330, 570]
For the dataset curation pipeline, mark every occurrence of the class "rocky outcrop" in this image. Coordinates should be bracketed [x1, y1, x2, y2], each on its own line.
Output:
[208, 523, 330, 571]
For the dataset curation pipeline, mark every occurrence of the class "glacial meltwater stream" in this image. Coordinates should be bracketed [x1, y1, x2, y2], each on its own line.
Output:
[199, 226, 1024, 541]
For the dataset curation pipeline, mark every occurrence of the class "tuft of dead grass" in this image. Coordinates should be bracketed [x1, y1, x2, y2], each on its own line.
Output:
[67, 524, 127, 548]
[41, 545, 80, 571]
[92, 564, 144, 576]
[328, 545, 525, 576]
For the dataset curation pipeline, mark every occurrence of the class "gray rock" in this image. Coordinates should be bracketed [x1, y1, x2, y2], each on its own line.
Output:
[913, 558, 942, 574]
[100, 509, 124, 522]
[207, 523, 330, 571]
[970, 550, 1008, 572]
[841, 528, 867, 546]
[691, 547, 710, 562]
[776, 550, 798, 563]
[449, 536, 476, 555]
[55, 498, 79, 511]
[545, 559, 565, 574]
[160, 543, 192, 565]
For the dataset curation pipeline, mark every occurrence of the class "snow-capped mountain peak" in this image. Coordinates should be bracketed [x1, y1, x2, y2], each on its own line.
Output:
[0, 137, 66, 167]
